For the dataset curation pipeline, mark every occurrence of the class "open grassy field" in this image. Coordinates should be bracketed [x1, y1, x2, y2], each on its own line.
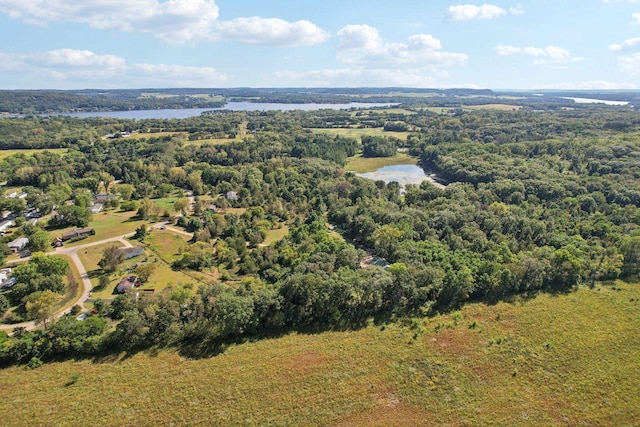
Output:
[126, 131, 187, 140]
[146, 229, 191, 264]
[309, 127, 410, 141]
[352, 108, 417, 115]
[262, 224, 289, 246]
[0, 282, 638, 425]
[465, 103, 521, 111]
[344, 153, 418, 173]
[0, 148, 67, 161]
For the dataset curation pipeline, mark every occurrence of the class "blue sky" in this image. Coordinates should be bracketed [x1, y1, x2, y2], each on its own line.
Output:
[0, 0, 639, 89]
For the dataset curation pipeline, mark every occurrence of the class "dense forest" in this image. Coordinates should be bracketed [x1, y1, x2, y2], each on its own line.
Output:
[1, 99, 639, 366]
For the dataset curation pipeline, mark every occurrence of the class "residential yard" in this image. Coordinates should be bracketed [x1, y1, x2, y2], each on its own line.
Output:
[0, 283, 638, 425]
[54, 210, 148, 248]
[76, 241, 125, 300]
[344, 153, 418, 173]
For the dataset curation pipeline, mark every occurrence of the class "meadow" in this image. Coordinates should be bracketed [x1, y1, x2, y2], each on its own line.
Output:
[0, 148, 67, 161]
[0, 282, 637, 425]
[309, 127, 410, 141]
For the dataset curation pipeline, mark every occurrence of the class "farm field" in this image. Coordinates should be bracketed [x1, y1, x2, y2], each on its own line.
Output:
[344, 153, 418, 173]
[0, 283, 638, 425]
[0, 148, 67, 161]
[309, 127, 410, 141]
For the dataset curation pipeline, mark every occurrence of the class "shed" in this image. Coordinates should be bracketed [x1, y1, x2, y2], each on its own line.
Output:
[8, 237, 29, 252]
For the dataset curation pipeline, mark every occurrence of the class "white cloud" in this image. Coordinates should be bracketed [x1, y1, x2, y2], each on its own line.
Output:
[0, 0, 329, 46]
[495, 44, 583, 66]
[618, 53, 640, 75]
[25, 49, 126, 69]
[215, 17, 329, 46]
[0, 0, 220, 43]
[337, 25, 382, 49]
[633, 13, 640, 24]
[0, 48, 228, 88]
[447, 4, 522, 21]
[609, 37, 640, 52]
[275, 25, 467, 87]
[336, 25, 468, 68]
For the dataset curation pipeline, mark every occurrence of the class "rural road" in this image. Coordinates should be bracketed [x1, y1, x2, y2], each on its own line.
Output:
[0, 222, 186, 333]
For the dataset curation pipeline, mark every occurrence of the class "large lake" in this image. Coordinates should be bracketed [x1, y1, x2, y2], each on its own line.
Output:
[357, 164, 445, 191]
[58, 102, 397, 119]
[562, 97, 630, 106]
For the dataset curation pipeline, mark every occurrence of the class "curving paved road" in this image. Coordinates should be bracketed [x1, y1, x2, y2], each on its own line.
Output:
[0, 222, 179, 333]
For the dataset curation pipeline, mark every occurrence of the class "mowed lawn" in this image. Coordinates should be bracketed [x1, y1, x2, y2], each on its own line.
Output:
[0, 148, 67, 161]
[79, 231, 201, 300]
[0, 283, 638, 425]
[55, 210, 149, 248]
[345, 153, 418, 173]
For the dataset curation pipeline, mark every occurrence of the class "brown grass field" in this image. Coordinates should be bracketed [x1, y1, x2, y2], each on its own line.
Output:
[0, 282, 638, 425]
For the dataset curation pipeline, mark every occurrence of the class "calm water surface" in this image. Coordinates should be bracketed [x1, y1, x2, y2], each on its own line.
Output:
[59, 102, 397, 119]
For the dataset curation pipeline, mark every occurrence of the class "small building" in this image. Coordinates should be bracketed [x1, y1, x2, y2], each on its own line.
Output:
[226, 191, 238, 202]
[8, 237, 29, 253]
[0, 268, 10, 284]
[116, 275, 140, 293]
[205, 204, 219, 212]
[0, 219, 14, 233]
[90, 203, 104, 214]
[119, 246, 144, 260]
[61, 227, 95, 241]
[52, 237, 64, 248]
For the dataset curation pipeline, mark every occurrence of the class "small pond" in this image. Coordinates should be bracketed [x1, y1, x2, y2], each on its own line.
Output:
[356, 164, 445, 191]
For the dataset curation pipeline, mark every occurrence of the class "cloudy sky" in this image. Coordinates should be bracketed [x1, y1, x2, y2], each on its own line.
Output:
[0, 0, 639, 89]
